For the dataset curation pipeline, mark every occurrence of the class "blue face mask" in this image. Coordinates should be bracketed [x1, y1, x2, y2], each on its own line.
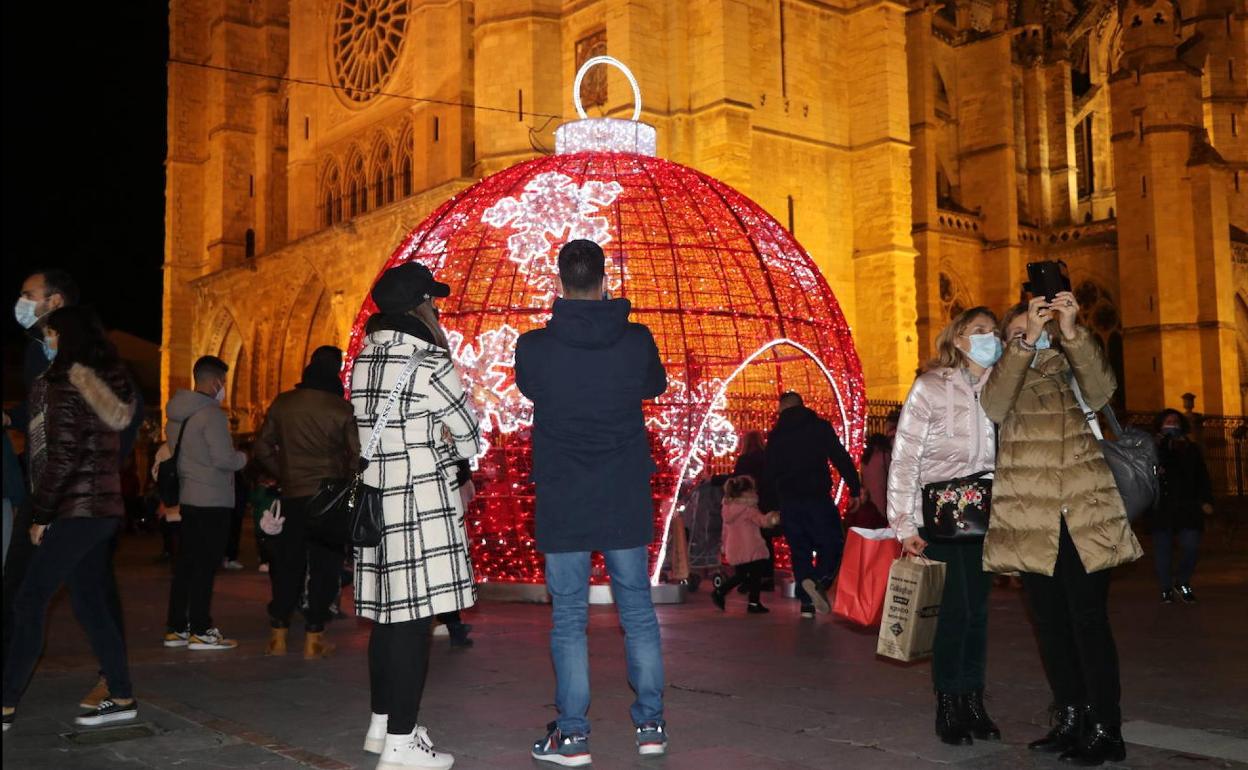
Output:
[965, 333, 1002, 368]
[42, 337, 57, 361]
[1033, 330, 1052, 350]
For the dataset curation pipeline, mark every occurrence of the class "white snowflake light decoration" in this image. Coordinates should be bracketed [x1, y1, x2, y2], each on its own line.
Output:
[446, 325, 533, 463]
[646, 377, 739, 480]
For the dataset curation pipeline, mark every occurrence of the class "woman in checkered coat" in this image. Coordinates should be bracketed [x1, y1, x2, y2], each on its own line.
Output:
[351, 262, 480, 770]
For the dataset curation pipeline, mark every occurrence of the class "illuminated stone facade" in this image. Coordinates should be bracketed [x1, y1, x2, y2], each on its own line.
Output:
[165, 0, 1247, 430]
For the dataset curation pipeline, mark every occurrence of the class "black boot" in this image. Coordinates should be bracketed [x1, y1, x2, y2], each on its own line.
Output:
[959, 688, 1001, 741]
[1060, 721, 1126, 766]
[935, 692, 973, 746]
[447, 622, 474, 649]
[1029, 704, 1086, 753]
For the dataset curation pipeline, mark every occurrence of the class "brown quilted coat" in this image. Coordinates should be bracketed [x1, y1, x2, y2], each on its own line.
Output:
[979, 326, 1142, 575]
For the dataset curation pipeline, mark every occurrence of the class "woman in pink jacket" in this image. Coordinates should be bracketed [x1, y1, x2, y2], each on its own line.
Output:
[712, 477, 780, 613]
[887, 306, 1000, 747]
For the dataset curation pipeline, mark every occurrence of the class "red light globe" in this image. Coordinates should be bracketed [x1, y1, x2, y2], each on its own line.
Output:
[345, 147, 866, 586]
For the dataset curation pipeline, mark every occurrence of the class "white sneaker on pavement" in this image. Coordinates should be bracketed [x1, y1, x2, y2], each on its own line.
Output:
[223, 559, 244, 570]
[188, 628, 238, 650]
[376, 726, 454, 769]
[364, 712, 387, 754]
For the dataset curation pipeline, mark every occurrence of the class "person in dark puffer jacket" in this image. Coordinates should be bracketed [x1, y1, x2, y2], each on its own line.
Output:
[2, 307, 140, 732]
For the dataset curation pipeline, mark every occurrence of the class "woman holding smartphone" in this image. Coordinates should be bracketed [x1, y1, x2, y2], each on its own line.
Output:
[981, 292, 1141, 767]
[888, 307, 1001, 746]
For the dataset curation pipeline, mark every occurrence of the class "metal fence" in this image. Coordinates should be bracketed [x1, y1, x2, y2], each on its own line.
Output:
[865, 400, 1247, 499]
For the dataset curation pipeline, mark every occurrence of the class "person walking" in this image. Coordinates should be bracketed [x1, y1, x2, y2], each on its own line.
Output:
[254, 346, 360, 658]
[1152, 408, 1214, 604]
[765, 391, 861, 617]
[888, 307, 1001, 746]
[730, 431, 781, 587]
[982, 294, 1142, 766]
[852, 410, 897, 530]
[162, 355, 247, 651]
[2, 307, 139, 731]
[515, 239, 669, 766]
[711, 476, 779, 614]
[352, 262, 480, 770]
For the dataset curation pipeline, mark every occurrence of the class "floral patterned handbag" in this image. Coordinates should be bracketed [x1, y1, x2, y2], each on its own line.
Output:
[921, 470, 993, 543]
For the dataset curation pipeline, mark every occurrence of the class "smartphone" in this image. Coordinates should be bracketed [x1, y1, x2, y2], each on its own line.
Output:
[1025, 260, 1071, 302]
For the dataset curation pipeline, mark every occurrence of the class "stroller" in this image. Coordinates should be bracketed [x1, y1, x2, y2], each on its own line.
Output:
[665, 479, 726, 592]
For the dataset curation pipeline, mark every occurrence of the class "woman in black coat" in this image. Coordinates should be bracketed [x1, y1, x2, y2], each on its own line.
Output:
[1153, 409, 1214, 604]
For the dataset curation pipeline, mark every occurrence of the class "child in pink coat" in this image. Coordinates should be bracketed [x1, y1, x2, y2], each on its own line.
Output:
[712, 477, 781, 613]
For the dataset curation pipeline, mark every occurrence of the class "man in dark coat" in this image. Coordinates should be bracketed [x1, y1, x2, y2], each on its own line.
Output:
[253, 346, 360, 658]
[515, 239, 670, 765]
[766, 391, 861, 618]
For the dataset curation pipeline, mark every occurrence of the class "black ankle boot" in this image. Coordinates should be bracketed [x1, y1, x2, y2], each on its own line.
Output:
[1029, 704, 1086, 753]
[1060, 722, 1126, 766]
[447, 622, 474, 648]
[959, 688, 1001, 740]
[935, 692, 973, 746]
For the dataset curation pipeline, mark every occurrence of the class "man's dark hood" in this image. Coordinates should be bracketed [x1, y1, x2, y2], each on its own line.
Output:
[547, 297, 632, 350]
[772, 404, 820, 434]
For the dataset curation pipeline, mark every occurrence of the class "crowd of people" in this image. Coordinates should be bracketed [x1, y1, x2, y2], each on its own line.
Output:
[0, 249, 1222, 769]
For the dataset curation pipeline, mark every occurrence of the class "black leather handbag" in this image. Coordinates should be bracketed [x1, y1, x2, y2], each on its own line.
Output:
[156, 410, 199, 507]
[921, 470, 993, 543]
[308, 348, 427, 548]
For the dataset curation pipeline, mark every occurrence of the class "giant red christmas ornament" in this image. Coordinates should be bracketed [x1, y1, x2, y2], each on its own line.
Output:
[347, 58, 865, 586]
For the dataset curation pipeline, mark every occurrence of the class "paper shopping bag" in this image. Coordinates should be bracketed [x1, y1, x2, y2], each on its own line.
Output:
[833, 528, 902, 627]
[876, 555, 946, 662]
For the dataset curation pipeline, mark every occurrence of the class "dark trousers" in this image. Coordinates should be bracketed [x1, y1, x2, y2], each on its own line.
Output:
[1152, 528, 1201, 590]
[369, 618, 433, 735]
[780, 497, 844, 606]
[165, 505, 231, 635]
[1019, 520, 1123, 726]
[267, 497, 344, 631]
[719, 559, 767, 604]
[2, 518, 132, 707]
[921, 530, 991, 694]
[225, 503, 245, 562]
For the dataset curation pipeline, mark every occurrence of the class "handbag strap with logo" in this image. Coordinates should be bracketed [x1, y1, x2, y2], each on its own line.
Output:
[361, 348, 429, 463]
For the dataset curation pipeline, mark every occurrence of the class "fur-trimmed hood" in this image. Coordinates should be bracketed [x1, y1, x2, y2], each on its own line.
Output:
[69, 363, 136, 431]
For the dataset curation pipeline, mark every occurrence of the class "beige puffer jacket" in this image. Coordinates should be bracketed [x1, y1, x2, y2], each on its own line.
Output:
[887, 367, 996, 541]
[979, 326, 1142, 575]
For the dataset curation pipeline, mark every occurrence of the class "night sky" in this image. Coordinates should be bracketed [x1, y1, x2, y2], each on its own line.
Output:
[2, 2, 168, 394]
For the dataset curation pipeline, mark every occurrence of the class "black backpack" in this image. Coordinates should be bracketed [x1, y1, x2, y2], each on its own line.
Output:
[156, 410, 200, 507]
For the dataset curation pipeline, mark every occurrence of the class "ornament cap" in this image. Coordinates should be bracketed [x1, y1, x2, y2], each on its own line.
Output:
[557, 56, 657, 156]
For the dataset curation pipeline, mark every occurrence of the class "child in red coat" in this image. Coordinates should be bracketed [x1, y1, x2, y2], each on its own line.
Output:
[712, 477, 780, 613]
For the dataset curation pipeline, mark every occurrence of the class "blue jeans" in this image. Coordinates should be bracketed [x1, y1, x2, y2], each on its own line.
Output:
[780, 498, 844, 606]
[545, 546, 665, 736]
[1153, 528, 1202, 589]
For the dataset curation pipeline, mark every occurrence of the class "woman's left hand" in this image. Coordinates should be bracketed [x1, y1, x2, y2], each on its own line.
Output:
[29, 524, 46, 545]
[1202, 502, 1214, 516]
[1052, 290, 1080, 340]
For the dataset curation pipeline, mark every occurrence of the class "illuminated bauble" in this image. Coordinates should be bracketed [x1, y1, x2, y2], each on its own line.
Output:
[346, 59, 865, 585]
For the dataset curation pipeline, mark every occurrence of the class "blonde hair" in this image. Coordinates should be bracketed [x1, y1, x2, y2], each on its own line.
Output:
[926, 306, 998, 371]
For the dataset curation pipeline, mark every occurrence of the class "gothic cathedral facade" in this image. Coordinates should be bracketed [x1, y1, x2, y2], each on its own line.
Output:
[164, 0, 1247, 431]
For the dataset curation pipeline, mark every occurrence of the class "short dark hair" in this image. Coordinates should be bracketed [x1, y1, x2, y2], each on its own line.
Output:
[193, 355, 229, 383]
[1155, 408, 1190, 436]
[32, 268, 80, 306]
[779, 391, 804, 409]
[557, 239, 606, 295]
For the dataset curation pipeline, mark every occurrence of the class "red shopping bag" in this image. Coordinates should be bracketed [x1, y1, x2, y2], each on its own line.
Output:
[833, 527, 902, 627]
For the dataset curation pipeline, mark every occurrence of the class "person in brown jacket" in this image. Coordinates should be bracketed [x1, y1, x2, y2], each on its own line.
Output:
[981, 293, 1142, 767]
[253, 346, 360, 659]
[2, 307, 139, 731]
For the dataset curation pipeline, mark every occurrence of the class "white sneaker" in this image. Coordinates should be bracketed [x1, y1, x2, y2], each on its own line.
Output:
[74, 698, 139, 727]
[376, 726, 454, 769]
[364, 713, 387, 754]
[223, 559, 244, 570]
[163, 630, 190, 648]
[188, 628, 238, 650]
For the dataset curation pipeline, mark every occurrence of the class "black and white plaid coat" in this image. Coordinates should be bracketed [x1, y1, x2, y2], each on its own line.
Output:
[350, 330, 481, 624]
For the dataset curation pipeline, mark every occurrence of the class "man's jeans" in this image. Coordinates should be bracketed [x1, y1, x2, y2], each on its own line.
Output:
[780, 497, 844, 606]
[545, 546, 665, 736]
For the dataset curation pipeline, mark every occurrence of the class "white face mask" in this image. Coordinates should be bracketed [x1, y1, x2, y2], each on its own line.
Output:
[214, 384, 226, 404]
[14, 298, 40, 329]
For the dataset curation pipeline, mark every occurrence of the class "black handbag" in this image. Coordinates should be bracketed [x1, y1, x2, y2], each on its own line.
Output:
[156, 410, 197, 507]
[1070, 378, 1160, 522]
[921, 470, 992, 543]
[308, 348, 427, 548]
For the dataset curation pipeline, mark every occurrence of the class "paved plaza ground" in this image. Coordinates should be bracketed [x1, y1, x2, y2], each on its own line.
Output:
[2, 520, 1246, 770]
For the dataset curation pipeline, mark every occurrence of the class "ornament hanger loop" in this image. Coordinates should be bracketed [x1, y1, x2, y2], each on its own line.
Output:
[573, 56, 642, 122]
